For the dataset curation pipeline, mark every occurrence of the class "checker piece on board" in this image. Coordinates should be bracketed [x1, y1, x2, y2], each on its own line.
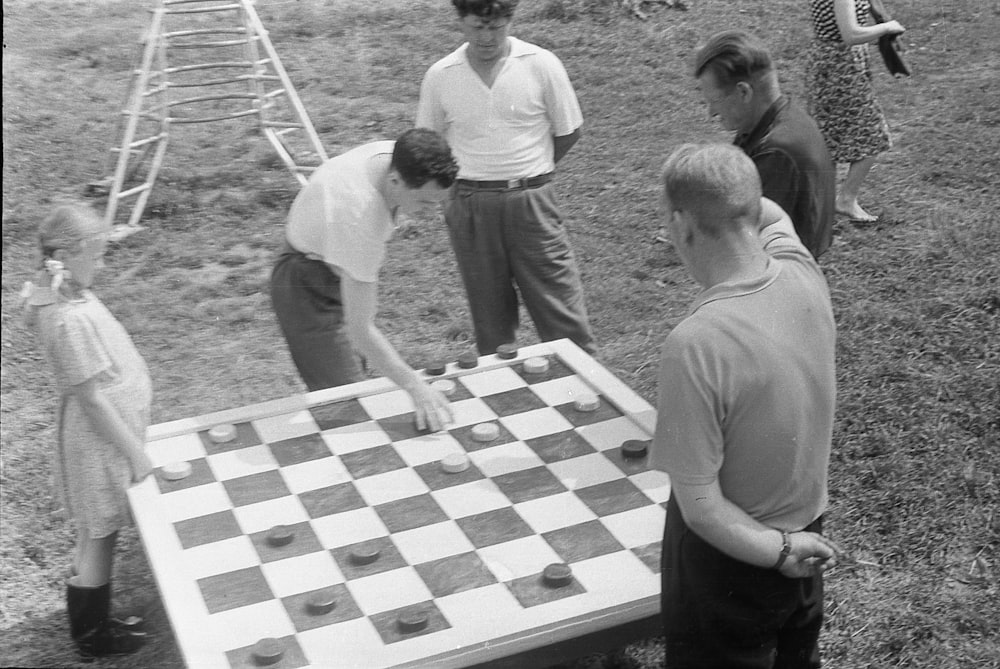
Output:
[350, 543, 381, 566]
[457, 351, 479, 369]
[306, 589, 338, 616]
[542, 563, 574, 588]
[160, 461, 191, 481]
[266, 525, 294, 547]
[207, 423, 237, 443]
[523, 356, 549, 374]
[398, 608, 429, 634]
[472, 422, 500, 442]
[574, 392, 600, 412]
[251, 637, 284, 666]
[496, 343, 518, 359]
[622, 439, 649, 459]
[430, 378, 457, 397]
[441, 452, 471, 474]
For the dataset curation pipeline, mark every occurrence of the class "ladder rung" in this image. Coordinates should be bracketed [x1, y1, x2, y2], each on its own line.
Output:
[168, 92, 257, 106]
[171, 39, 248, 48]
[125, 134, 165, 149]
[169, 109, 259, 124]
[116, 183, 152, 199]
[166, 62, 254, 73]
[167, 75, 254, 88]
[264, 89, 287, 99]
[164, 28, 246, 38]
[164, 4, 240, 15]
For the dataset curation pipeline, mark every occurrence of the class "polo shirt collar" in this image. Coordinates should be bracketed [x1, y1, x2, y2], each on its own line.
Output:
[444, 36, 538, 68]
[734, 95, 789, 150]
[688, 258, 782, 316]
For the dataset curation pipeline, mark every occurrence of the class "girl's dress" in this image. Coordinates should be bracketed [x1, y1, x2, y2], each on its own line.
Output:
[806, 0, 892, 163]
[35, 290, 152, 538]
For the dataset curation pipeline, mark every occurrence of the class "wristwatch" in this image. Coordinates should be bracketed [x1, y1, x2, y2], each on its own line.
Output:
[773, 530, 792, 570]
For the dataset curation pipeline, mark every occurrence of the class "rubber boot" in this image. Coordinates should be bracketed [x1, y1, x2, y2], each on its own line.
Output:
[66, 581, 146, 659]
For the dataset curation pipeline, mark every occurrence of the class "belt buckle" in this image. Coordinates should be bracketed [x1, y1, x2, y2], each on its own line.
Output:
[506, 178, 522, 189]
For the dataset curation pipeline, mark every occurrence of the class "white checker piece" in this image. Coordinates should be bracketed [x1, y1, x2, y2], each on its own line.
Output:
[127, 340, 667, 669]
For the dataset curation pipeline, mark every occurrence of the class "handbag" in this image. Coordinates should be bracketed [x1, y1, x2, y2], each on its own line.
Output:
[869, 0, 911, 77]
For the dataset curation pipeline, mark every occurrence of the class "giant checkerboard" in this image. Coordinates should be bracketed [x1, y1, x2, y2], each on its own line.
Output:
[128, 340, 669, 668]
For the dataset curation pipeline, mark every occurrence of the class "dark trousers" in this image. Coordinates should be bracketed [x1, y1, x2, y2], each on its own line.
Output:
[661, 496, 824, 669]
[270, 250, 364, 392]
[445, 183, 595, 356]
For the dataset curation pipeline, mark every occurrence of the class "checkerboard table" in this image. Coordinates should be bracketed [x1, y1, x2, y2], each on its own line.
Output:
[128, 340, 669, 668]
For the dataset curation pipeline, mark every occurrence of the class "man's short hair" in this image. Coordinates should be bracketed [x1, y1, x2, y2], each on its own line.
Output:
[661, 143, 762, 237]
[452, 0, 519, 19]
[392, 128, 459, 189]
[693, 30, 773, 89]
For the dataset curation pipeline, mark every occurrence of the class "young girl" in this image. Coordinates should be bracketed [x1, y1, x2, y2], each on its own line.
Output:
[22, 205, 151, 658]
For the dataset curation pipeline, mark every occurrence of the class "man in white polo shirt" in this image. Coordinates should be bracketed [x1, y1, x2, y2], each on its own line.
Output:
[416, 0, 595, 356]
[270, 128, 458, 431]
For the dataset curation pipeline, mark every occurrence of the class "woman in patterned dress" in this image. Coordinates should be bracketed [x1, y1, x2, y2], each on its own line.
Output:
[23, 205, 151, 658]
[806, 0, 905, 222]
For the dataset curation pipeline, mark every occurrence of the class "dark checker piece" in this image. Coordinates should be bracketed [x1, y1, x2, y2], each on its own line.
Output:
[457, 351, 479, 368]
[496, 343, 518, 359]
[252, 637, 284, 665]
[425, 361, 447, 376]
[350, 543, 381, 566]
[542, 563, 574, 588]
[397, 608, 429, 634]
[266, 525, 294, 547]
[622, 439, 650, 459]
[306, 589, 338, 616]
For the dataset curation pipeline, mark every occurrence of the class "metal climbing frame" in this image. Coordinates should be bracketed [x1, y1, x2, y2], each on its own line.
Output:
[94, 0, 328, 238]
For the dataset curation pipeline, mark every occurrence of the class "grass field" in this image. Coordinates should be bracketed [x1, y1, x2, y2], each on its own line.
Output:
[2, 0, 998, 667]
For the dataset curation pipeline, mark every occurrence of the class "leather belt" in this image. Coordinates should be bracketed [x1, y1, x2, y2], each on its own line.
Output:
[456, 173, 554, 190]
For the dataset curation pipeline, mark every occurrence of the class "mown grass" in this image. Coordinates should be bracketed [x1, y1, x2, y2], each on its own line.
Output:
[2, 0, 998, 667]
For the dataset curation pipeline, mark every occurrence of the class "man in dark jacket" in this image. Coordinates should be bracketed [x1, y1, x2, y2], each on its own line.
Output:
[694, 30, 836, 259]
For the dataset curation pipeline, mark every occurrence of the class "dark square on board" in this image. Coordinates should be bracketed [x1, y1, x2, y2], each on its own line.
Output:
[298, 481, 366, 519]
[173, 509, 242, 550]
[506, 569, 586, 608]
[574, 478, 650, 517]
[268, 433, 333, 468]
[555, 396, 624, 427]
[479, 387, 547, 417]
[222, 469, 290, 507]
[249, 520, 323, 563]
[456, 507, 534, 549]
[155, 457, 214, 494]
[331, 536, 407, 580]
[524, 430, 597, 463]
[338, 443, 406, 479]
[198, 566, 272, 614]
[369, 601, 451, 645]
[225, 634, 308, 669]
[492, 466, 567, 504]
[309, 399, 372, 431]
[543, 520, 624, 564]
[282, 583, 364, 633]
[374, 494, 448, 533]
[413, 552, 497, 598]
